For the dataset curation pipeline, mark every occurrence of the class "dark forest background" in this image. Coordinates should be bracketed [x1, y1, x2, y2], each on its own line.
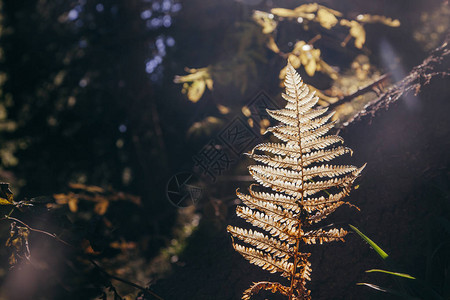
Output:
[0, 0, 449, 299]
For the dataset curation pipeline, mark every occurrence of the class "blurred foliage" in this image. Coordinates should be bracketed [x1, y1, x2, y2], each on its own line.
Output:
[0, 182, 161, 299]
[174, 67, 213, 103]
[0, 0, 182, 196]
[414, 1, 450, 51]
[174, 20, 267, 103]
[0, 0, 185, 298]
[52, 183, 141, 216]
[174, 2, 401, 125]
[187, 116, 223, 138]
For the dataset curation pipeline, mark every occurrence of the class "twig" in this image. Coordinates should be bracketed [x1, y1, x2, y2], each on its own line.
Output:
[308, 34, 322, 45]
[2, 215, 164, 300]
[328, 73, 391, 110]
[3, 215, 71, 246]
[90, 259, 164, 300]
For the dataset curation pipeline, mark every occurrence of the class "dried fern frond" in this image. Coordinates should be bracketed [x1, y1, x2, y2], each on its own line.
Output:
[227, 61, 366, 299]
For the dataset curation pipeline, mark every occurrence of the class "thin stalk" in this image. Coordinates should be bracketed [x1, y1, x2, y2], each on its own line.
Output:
[289, 69, 307, 300]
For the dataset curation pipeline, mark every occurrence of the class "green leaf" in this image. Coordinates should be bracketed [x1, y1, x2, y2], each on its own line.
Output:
[350, 224, 389, 259]
[366, 269, 416, 279]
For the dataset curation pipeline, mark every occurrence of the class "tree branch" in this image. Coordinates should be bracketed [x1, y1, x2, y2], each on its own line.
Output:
[3, 215, 72, 246]
[90, 259, 164, 300]
[328, 73, 391, 110]
[337, 35, 450, 131]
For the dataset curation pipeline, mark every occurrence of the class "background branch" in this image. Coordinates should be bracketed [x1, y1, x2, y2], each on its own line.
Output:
[337, 35, 450, 131]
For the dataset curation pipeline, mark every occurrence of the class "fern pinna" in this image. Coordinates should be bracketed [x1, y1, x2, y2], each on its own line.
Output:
[227, 61, 366, 300]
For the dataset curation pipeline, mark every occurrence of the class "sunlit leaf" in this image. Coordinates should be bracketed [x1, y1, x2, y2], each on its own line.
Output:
[81, 239, 100, 255]
[356, 14, 400, 27]
[241, 106, 251, 117]
[69, 183, 104, 193]
[259, 119, 270, 127]
[94, 200, 109, 215]
[304, 57, 317, 77]
[294, 3, 318, 14]
[318, 5, 343, 17]
[341, 20, 366, 48]
[187, 116, 223, 137]
[217, 104, 230, 115]
[350, 225, 389, 259]
[110, 241, 137, 251]
[68, 197, 78, 212]
[271, 4, 317, 20]
[366, 269, 416, 280]
[187, 80, 206, 103]
[316, 8, 338, 29]
[270, 8, 299, 18]
[174, 67, 213, 102]
[205, 78, 214, 90]
[266, 36, 280, 53]
[253, 10, 277, 34]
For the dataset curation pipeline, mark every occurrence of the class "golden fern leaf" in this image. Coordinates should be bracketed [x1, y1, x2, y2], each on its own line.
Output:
[227, 60, 366, 299]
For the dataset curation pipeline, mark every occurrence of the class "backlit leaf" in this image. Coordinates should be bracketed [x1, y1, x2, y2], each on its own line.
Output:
[267, 36, 280, 53]
[356, 14, 400, 27]
[316, 8, 338, 29]
[341, 19, 366, 49]
[187, 80, 206, 103]
[174, 67, 213, 103]
[94, 200, 109, 215]
[253, 10, 277, 34]
[217, 104, 230, 114]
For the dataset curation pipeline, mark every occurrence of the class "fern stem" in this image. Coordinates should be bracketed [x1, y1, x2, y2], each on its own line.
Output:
[288, 65, 307, 300]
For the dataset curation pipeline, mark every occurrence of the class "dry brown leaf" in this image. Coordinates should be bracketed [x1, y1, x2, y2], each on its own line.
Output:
[69, 183, 105, 193]
[81, 239, 100, 255]
[68, 197, 78, 212]
[94, 200, 109, 215]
